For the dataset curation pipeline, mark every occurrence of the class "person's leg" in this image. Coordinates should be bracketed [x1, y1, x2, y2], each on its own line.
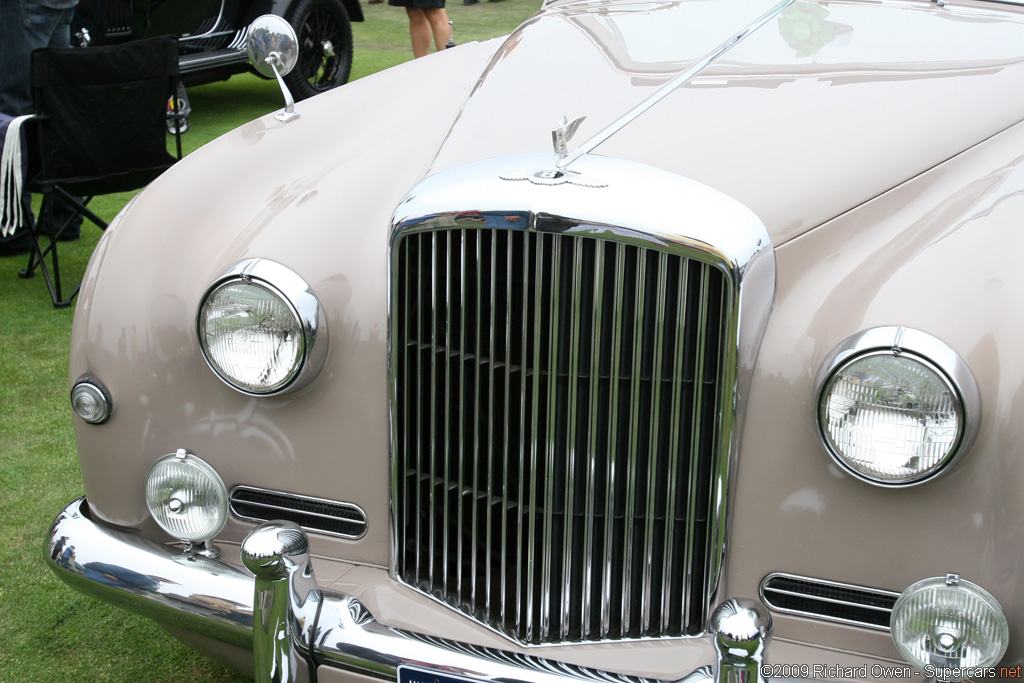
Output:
[406, 7, 432, 58]
[1, 4, 82, 245]
[0, 2, 75, 114]
[47, 7, 75, 49]
[423, 7, 451, 52]
[0, 2, 51, 253]
[0, 2, 35, 116]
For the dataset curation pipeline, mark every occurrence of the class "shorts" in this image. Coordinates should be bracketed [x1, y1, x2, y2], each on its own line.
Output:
[388, 0, 445, 9]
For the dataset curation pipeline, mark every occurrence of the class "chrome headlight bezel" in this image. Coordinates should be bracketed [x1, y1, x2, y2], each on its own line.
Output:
[814, 326, 981, 488]
[196, 258, 328, 396]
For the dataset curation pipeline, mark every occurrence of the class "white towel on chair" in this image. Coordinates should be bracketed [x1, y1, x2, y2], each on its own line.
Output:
[1, 114, 31, 238]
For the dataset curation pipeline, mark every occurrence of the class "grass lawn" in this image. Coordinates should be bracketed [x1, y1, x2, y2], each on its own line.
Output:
[0, 1, 535, 680]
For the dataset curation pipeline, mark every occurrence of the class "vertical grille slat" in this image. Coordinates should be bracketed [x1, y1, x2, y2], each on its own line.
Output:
[661, 258, 688, 632]
[485, 230, 498, 616]
[601, 245, 627, 640]
[456, 230, 466, 606]
[473, 229, 485, 610]
[443, 231, 453, 598]
[429, 234, 438, 587]
[683, 267, 713, 629]
[394, 227, 732, 646]
[642, 252, 669, 634]
[581, 239, 604, 641]
[621, 248, 645, 637]
[561, 237, 582, 641]
[525, 233, 544, 644]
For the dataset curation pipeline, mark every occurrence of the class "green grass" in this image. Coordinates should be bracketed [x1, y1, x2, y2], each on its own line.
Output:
[0, 2, 535, 680]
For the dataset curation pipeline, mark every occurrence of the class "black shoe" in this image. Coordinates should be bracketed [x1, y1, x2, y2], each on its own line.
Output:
[464, 0, 479, 5]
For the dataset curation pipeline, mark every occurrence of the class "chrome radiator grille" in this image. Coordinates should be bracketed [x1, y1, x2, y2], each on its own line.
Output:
[391, 227, 732, 645]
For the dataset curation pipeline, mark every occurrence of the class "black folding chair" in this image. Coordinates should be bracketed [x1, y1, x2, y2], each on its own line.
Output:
[18, 35, 182, 308]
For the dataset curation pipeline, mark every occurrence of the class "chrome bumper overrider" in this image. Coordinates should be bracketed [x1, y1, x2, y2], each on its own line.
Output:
[48, 498, 827, 683]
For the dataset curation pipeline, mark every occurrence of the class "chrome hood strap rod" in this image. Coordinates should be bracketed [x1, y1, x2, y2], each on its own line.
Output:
[557, 0, 797, 170]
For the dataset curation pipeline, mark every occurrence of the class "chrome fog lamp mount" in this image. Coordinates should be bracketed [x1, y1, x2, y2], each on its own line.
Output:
[145, 450, 229, 558]
[815, 327, 980, 487]
[70, 378, 112, 424]
[197, 258, 327, 396]
[891, 574, 1008, 677]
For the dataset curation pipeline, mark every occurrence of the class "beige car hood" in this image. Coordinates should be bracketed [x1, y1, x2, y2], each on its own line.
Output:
[431, 0, 1024, 244]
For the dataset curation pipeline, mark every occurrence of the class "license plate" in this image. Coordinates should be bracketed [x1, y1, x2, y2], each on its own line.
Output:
[399, 665, 488, 683]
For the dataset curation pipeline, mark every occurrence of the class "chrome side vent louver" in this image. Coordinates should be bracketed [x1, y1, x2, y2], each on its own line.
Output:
[230, 487, 367, 539]
[760, 573, 898, 631]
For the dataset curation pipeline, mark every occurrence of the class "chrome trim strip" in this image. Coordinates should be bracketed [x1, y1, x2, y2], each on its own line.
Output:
[557, 0, 796, 169]
[388, 154, 775, 647]
[759, 573, 899, 632]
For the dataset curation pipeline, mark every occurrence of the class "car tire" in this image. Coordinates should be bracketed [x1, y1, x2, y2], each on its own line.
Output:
[283, 0, 354, 101]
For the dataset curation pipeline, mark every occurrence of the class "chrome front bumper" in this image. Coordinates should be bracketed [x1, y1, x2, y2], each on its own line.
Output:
[47, 498, 808, 683]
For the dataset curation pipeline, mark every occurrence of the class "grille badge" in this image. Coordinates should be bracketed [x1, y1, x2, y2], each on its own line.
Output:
[498, 169, 607, 188]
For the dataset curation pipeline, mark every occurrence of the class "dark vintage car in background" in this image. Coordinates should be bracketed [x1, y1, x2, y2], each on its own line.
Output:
[46, 0, 1024, 681]
[73, 0, 361, 100]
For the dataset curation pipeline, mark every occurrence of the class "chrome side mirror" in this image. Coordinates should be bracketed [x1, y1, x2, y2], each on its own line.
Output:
[247, 15, 301, 123]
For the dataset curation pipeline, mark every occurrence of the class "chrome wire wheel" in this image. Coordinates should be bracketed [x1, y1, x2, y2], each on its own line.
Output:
[285, 0, 353, 100]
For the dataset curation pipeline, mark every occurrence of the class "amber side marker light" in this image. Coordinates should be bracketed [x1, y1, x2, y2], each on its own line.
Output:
[890, 574, 1008, 676]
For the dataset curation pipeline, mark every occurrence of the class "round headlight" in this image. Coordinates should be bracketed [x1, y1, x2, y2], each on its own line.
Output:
[815, 327, 980, 487]
[197, 259, 327, 395]
[891, 575, 1008, 672]
[146, 450, 228, 543]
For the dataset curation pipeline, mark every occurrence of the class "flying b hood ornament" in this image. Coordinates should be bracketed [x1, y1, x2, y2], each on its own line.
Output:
[499, 115, 609, 187]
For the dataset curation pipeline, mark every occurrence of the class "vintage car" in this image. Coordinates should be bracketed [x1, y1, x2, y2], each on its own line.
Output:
[73, 0, 360, 100]
[47, 0, 1024, 681]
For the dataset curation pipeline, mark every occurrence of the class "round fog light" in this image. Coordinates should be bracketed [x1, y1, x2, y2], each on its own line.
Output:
[71, 379, 112, 424]
[890, 575, 1008, 672]
[145, 450, 228, 544]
